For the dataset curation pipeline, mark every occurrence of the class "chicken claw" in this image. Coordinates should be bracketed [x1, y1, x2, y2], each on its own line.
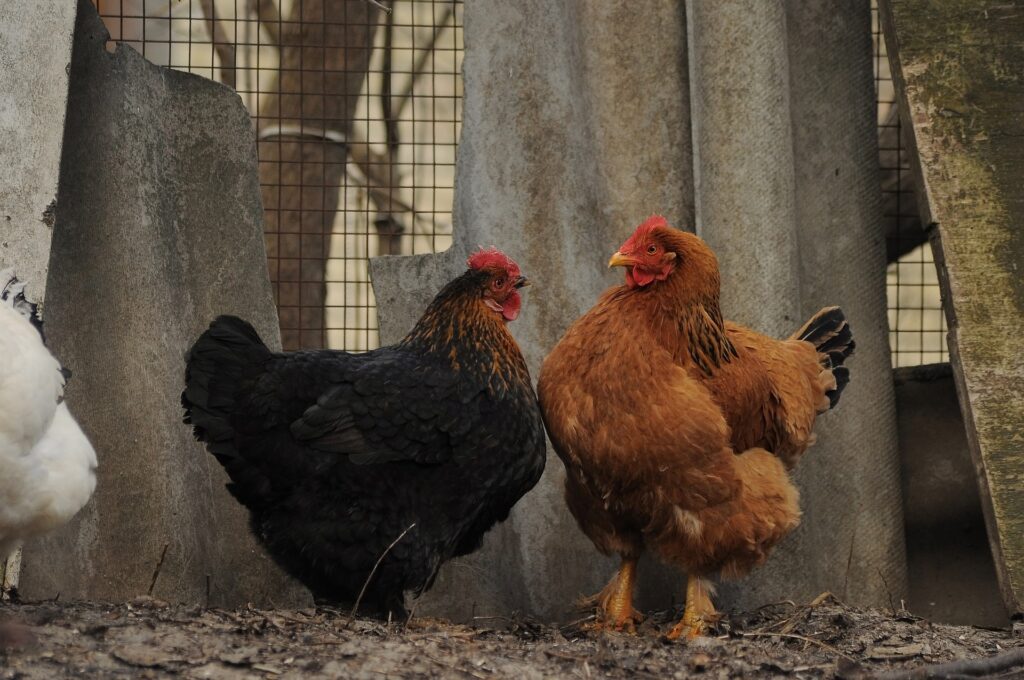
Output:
[582, 558, 643, 634]
[666, 574, 717, 641]
[665, 612, 708, 640]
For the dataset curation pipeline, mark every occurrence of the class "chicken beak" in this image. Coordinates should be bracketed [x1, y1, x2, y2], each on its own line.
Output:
[513, 275, 530, 289]
[608, 252, 634, 268]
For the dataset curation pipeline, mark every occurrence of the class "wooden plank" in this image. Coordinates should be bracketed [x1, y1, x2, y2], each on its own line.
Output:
[880, 0, 1024, 615]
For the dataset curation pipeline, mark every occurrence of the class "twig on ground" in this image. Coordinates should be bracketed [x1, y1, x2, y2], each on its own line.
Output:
[742, 631, 858, 663]
[777, 592, 835, 635]
[872, 647, 1024, 680]
[559, 614, 598, 633]
[424, 653, 486, 679]
[753, 593, 832, 634]
[878, 568, 897, 615]
[809, 591, 835, 607]
[873, 647, 1024, 680]
[348, 523, 416, 622]
[147, 544, 170, 596]
[843, 526, 856, 600]
[544, 648, 587, 662]
[754, 599, 798, 612]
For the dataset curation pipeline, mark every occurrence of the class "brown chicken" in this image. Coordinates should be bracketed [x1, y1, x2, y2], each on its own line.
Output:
[537, 216, 853, 639]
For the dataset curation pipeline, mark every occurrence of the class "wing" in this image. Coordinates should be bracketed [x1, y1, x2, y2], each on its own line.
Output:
[288, 349, 490, 465]
[0, 305, 64, 459]
[724, 324, 823, 466]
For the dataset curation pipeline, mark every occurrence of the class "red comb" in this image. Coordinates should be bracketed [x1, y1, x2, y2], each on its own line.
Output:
[622, 214, 669, 251]
[637, 215, 668, 232]
[467, 247, 521, 278]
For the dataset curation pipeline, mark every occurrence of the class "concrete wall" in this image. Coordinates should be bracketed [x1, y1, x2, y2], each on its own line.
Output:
[371, 0, 695, 620]
[18, 0, 310, 608]
[688, 0, 906, 609]
[371, 0, 906, 619]
[0, 0, 78, 591]
[0, 0, 76, 293]
[5, 0, 909, 617]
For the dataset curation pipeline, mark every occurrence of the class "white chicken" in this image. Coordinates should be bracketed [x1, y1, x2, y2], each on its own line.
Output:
[0, 272, 97, 572]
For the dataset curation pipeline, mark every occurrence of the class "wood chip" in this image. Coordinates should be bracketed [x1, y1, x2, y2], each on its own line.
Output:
[867, 643, 925, 660]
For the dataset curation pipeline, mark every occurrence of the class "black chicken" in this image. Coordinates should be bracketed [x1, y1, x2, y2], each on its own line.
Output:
[182, 249, 546, 617]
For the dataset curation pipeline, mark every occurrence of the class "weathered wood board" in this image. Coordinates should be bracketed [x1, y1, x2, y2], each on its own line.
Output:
[880, 0, 1024, 615]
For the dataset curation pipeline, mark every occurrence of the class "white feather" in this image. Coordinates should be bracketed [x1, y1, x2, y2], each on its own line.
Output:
[0, 286, 97, 561]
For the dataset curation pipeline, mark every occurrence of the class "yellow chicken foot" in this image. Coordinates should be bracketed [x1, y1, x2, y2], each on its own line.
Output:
[584, 558, 642, 633]
[667, 574, 717, 640]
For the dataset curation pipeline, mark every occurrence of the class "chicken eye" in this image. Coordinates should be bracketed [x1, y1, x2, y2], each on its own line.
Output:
[493, 277, 506, 289]
[647, 244, 658, 255]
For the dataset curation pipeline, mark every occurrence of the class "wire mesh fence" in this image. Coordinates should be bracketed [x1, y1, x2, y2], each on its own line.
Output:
[872, 2, 948, 368]
[93, 1, 940, 366]
[94, 0, 461, 351]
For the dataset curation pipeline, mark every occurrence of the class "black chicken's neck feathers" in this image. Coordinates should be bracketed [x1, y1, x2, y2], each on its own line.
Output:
[399, 270, 530, 389]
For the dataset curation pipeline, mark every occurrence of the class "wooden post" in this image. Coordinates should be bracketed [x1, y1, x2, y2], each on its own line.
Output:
[880, 0, 1024, 616]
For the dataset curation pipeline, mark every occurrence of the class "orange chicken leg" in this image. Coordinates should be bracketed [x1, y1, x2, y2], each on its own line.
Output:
[586, 558, 642, 633]
[667, 574, 717, 640]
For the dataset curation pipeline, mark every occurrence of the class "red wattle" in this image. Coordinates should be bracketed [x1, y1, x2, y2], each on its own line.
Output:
[502, 291, 521, 321]
[631, 266, 655, 287]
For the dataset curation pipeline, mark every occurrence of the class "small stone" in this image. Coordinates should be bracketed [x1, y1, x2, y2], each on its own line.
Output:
[688, 652, 712, 672]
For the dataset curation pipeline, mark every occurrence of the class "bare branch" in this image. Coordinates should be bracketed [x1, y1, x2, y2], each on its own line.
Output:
[365, 0, 393, 14]
[254, 0, 282, 46]
[373, 1, 403, 253]
[874, 647, 1024, 680]
[200, 0, 237, 88]
[381, 5, 399, 157]
[347, 139, 413, 212]
[393, 2, 455, 120]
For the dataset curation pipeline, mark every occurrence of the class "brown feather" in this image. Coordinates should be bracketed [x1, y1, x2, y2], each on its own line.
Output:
[538, 223, 850, 582]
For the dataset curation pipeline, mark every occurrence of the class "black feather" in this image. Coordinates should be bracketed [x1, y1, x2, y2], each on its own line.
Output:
[794, 306, 855, 409]
[827, 366, 851, 409]
[795, 306, 844, 346]
[182, 271, 546, 618]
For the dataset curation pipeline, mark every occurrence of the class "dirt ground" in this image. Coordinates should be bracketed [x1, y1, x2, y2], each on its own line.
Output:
[0, 595, 1021, 679]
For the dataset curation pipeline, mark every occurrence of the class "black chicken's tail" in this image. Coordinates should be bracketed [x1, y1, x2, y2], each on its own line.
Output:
[791, 306, 855, 409]
[182, 315, 274, 503]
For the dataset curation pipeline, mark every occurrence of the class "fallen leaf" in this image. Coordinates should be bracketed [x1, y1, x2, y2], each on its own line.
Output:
[112, 643, 183, 668]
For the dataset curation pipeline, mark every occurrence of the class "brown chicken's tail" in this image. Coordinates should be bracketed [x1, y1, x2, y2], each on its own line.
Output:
[791, 306, 854, 409]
